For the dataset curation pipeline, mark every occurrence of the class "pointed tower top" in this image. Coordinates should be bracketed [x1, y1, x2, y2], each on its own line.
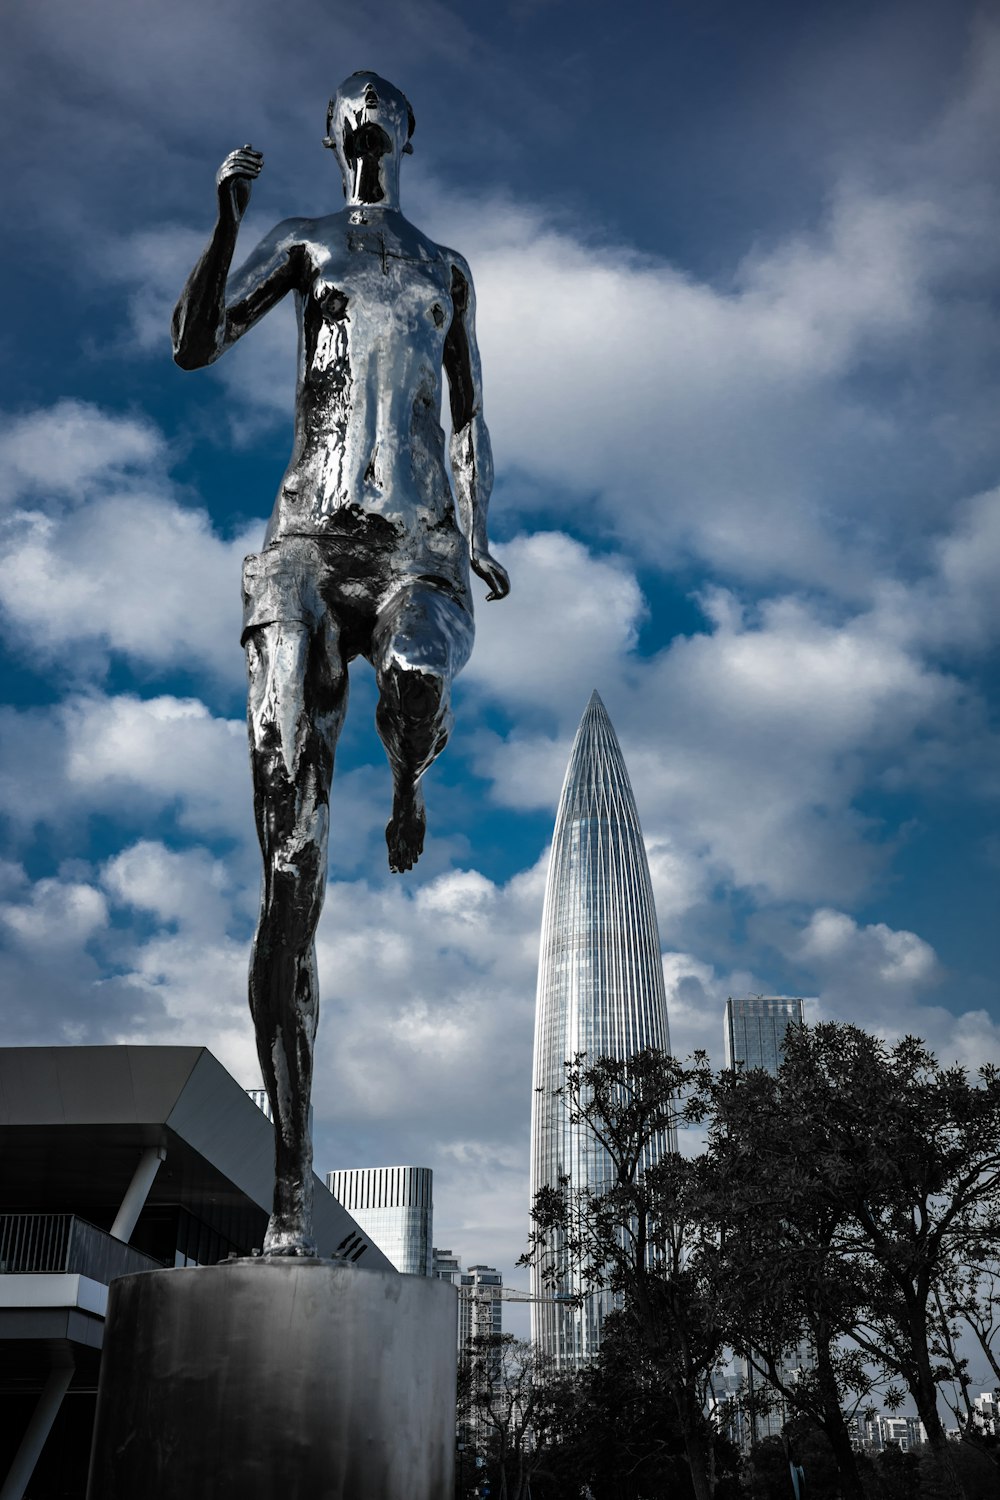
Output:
[579, 688, 611, 731]
[557, 689, 635, 828]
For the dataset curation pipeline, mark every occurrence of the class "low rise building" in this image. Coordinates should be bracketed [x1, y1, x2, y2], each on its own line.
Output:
[847, 1411, 928, 1452]
[972, 1389, 1000, 1435]
[0, 1045, 391, 1500]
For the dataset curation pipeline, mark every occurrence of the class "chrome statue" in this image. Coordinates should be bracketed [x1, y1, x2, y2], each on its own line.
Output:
[172, 72, 509, 1256]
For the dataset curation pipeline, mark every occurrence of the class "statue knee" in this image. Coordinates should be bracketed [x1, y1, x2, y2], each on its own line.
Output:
[378, 661, 448, 725]
[259, 838, 326, 940]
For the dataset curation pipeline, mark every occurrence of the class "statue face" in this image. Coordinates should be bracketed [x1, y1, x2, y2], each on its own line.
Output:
[327, 72, 414, 203]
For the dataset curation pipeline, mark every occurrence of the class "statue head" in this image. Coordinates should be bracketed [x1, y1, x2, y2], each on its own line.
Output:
[324, 72, 415, 207]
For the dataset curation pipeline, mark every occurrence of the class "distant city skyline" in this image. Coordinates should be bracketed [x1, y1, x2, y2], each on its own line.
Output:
[530, 691, 674, 1369]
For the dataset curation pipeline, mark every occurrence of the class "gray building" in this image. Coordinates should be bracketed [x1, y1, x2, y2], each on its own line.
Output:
[432, 1250, 504, 1357]
[326, 1166, 433, 1276]
[530, 691, 674, 1370]
[459, 1263, 503, 1350]
[0, 1045, 391, 1500]
[724, 994, 805, 1073]
[724, 994, 809, 1445]
[432, 1246, 462, 1286]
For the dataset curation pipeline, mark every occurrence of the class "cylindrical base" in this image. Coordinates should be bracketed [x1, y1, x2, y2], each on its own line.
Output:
[86, 1259, 457, 1499]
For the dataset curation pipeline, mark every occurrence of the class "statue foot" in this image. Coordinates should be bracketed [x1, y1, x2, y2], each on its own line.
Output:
[386, 783, 426, 873]
[263, 1217, 318, 1258]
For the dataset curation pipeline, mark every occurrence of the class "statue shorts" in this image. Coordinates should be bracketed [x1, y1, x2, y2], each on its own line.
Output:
[241, 530, 475, 680]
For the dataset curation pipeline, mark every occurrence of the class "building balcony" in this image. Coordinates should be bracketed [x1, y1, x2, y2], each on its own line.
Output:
[0, 1213, 161, 1285]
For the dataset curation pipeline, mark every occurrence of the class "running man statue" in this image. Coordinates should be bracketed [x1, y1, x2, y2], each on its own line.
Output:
[172, 72, 509, 1255]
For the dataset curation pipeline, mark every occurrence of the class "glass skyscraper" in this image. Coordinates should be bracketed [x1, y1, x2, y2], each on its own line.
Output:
[724, 995, 804, 1074]
[529, 690, 673, 1369]
[325, 1165, 433, 1275]
[723, 994, 809, 1445]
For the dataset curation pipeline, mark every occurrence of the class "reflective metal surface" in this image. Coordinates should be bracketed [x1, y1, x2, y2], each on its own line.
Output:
[172, 73, 509, 1255]
[87, 1261, 458, 1499]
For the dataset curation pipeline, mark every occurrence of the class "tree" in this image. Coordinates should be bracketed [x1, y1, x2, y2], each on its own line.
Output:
[869, 1442, 920, 1500]
[744, 1024, 1000, 1499]
[744, 1423, 843, 1500]
[706, 1059, 883, 1500]
[930, 1235, 1000, 1473]
[525, 1317, 742, 1500]
[458, 1334, 555, 1500]
[521, 1049, 728, 1500]
[522, 1029, 1000, 1500]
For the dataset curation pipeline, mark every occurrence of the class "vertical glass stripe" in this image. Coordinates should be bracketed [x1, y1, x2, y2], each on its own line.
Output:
[529, 692, 675, 1368]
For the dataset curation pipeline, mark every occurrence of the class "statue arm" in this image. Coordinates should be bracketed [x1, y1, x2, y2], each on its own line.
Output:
[171, 147, 301, 370]
[445, 256, 510, 602]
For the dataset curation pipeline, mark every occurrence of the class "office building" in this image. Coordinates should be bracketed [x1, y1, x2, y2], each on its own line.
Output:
[459, 1263, 503, 1350]
[724, 994, 805, 1073]
[432, 1250, 504, 1356]
[432, 1246, 462, 1286]
[0, 1045, 391, 1500]
[847, 1411, 928, 1453]
[973, 1390, 1000, 1436]
[530, 690, 674, 1370]
[326, 1165, 433, 1276]
[433, 1246, 464, 1357]
[724, 994, 808, 1443]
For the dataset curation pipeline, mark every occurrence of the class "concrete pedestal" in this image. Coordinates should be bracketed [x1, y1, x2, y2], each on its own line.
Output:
[86, 1259, 457, 1499]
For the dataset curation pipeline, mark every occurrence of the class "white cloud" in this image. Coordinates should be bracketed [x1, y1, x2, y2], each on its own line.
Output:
[417, 167, 997, 594]
[796, 908, 939, 990]
[463, 531, 644, 712]
[0, 875, 108, 951]
[108, 225, 213, 356]
[0, 401, 163, 504]
[661, 951, 756, 1066]
[0, 693, 252, 847]
[0, 401, 258, 684]
[753, 903, 1000, 1075]
[102, 839, 240, 938]
[66, 694, 251, 838]
[475, 537, 992, 908]
[100, 841, 259, 1083]
[312, 861, 545, 1134]
[872, 487, 1000, 658]
[0, 864, 154, 1042]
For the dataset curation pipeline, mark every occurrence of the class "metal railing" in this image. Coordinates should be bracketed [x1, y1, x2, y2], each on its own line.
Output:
[0, 1214, 162, 1283]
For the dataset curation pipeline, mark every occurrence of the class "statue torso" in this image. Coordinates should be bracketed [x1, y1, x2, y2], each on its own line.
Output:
[264, 209, 461, 556]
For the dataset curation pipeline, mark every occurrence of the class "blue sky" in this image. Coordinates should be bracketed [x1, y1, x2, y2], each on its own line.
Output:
[2, 0, 999, 1326]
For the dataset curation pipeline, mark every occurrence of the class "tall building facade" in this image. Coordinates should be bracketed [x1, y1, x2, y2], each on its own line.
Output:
[724, 994, 808, 1445]
[724, 995, 805, 1073]
[460, 1263, 504, 1350]
[326, 1165, 433, 1276]
[530, 690, 674, 1369]
[433, 1249, 504, 1360]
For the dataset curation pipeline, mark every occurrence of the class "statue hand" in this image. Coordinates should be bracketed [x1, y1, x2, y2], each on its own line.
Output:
[471, 548, 510, 602]
[216, 145, 263, 224]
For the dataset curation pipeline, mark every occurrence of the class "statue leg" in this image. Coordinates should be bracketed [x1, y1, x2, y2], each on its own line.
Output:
[245, 615, 346, 1255]
[372, 583, 473, 874]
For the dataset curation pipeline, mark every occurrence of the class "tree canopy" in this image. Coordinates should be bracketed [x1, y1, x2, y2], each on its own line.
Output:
[520, 1024, 1000, 1500]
